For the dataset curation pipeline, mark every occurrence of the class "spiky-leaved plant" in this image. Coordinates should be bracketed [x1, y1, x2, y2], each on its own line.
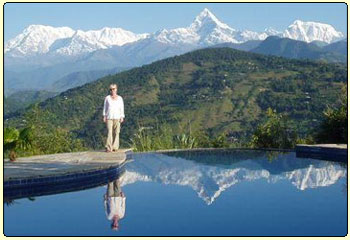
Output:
[4, 127, 33, 161]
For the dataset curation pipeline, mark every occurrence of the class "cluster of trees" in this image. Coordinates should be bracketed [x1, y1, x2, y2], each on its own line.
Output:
[251, 84, 347, 149]
[4, 105, 85, 160]
[314, 85, 347, 143]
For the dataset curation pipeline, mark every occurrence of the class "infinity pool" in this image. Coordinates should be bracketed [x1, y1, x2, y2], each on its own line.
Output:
[4, 150, 347, 236]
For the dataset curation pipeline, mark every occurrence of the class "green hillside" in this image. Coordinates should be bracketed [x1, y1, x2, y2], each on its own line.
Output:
[4, 90, 58, 119]
[7, 47, 347, 149]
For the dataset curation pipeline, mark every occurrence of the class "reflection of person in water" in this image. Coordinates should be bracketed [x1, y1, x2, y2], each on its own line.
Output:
[104, 177, 126, 231]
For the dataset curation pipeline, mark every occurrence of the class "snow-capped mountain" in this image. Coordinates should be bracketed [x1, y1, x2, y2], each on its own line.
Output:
[151, 8, 272, 46]
[5, 25, 75, 57]
[5, 25, 149, 57]
[153, 8, 239, 45]
[283, 20, 344, 43]
[5, 8, 344, 58]
[52, 27, 149, 56]
[121, 152, 346, 205]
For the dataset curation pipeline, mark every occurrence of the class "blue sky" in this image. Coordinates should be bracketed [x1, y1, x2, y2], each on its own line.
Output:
[4, 3, 347, 42]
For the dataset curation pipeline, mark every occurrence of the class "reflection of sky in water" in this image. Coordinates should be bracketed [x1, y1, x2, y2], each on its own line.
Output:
[4, 151, 347, 236]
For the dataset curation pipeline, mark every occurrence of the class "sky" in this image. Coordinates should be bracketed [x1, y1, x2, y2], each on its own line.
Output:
[4, 3, 347, 42]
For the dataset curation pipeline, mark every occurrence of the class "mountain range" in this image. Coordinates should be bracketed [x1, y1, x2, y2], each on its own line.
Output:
[4, 8, 346, 95]
[5, 8, 344, 58]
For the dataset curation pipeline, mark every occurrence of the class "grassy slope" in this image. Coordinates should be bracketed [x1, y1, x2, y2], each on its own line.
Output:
[7, 47, 347, 148]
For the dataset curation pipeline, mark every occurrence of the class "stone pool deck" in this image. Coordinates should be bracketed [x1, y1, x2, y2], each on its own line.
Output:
[4, 149, 132, 189]
[296, 144, 347, 162]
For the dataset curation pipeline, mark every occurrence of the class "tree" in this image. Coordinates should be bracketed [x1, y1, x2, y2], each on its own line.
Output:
[250, 108, 297, 149]
[315, 84, 347, 143]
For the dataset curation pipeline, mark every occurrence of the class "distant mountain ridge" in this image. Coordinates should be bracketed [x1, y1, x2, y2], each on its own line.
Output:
[323, 39, 347, 55]
[51, 67, 129, 92]
[250, 36, 346, 62]
[4, 90, 58, 118]
[210, 40, 263, 51]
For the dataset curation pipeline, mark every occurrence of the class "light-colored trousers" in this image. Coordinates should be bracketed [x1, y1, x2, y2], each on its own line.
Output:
[107, 179, 121, 197]
[106, 119, 121, 151]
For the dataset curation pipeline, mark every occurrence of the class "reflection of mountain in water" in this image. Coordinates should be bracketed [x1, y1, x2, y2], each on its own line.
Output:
[122, 151, 346, 205]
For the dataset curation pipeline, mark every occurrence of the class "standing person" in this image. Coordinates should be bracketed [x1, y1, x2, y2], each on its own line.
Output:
[103, 84, 125, 152]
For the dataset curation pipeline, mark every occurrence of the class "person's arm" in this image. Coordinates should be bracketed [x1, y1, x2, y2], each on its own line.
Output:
[117, 196, 126, 219]
[103, 97, 108, 122]
[103, 195, 108, 216]
[120, 97, 125, 123]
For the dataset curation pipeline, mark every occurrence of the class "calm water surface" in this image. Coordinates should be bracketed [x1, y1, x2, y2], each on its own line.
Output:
[4, 150, 347, 236]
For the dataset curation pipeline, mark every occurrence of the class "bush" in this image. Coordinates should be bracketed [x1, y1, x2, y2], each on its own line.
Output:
[130, 124, 230, 152]
[250, 108, 298, 149]
[314, 85, 347, 143]
[4, 126, 33, 160]
[30, 128, 86, 155]
[211, 133, 230, 148]
[130, 125, 174, 152]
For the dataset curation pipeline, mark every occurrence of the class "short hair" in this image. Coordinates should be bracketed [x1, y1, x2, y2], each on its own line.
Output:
[109, 84, 118, 89]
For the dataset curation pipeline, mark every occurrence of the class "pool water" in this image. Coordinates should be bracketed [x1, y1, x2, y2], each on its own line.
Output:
[4, 150, 347, 236]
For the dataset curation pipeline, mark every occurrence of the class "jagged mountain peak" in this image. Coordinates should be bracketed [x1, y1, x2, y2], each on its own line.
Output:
[190, 8, 232, 31]
[264, 27, 282, 36]
[292, 19, 304, 25]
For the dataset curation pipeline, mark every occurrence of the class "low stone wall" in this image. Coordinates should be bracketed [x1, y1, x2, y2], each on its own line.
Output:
[4, 164, 126, 201]
[296, 144, 347, 162]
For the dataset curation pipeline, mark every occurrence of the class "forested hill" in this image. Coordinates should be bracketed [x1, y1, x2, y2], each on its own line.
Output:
[251, 36, 346, 63]
[8, 47, 347, 148]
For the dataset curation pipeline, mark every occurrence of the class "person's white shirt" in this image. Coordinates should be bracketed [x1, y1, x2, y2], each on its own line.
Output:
[103, 95, 125, 120]
[104, 196, 126, 220]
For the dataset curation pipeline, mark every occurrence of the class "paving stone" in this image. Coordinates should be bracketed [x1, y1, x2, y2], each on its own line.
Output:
[4, 149, 132, 182]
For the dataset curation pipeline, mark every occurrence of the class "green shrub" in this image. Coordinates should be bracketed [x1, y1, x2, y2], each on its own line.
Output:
[130, 123, 234, 152]
[130, 126, 174, 152]
[4, 105, 86, 159]
[296, 135, 315, 145]
[314, 85, 347, 143]
[211, 133, 230, 148]
[130, 124, 197, 152]
[174, 133, 197, 149]
[250, 108, 298, 149]
[4, 126, 33, 160]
